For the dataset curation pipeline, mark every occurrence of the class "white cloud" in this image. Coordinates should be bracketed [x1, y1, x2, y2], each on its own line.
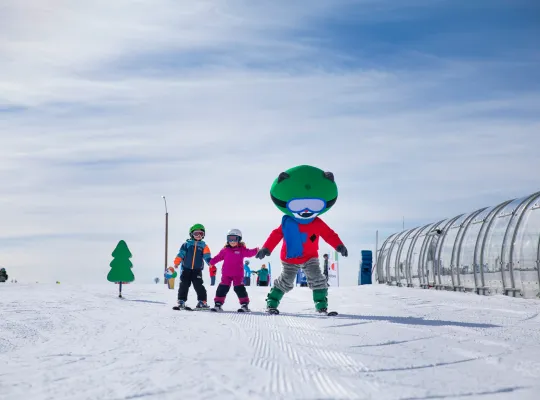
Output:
[0, 0, 539, 286]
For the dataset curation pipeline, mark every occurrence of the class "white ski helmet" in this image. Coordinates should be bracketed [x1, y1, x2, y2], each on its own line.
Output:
[227, 228, 242, 241]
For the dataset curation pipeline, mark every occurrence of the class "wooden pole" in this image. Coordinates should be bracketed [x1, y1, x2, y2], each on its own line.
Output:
[165, 211, 169, 283]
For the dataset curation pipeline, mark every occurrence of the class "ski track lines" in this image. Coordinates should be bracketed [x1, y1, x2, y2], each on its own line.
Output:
[231, 312, 380, 399]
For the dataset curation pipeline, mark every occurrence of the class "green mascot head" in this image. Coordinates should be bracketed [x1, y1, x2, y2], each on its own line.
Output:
[270, 165, 337, 223]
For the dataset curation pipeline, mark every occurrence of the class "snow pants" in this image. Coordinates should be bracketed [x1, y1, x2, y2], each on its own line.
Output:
[178, 269, 207, 302]
[267, 257, 328, 310]
[214, 275, 249, 305]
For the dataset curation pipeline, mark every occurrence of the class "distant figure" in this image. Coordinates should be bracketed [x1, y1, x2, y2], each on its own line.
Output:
[0, 268, 8, 283]
[296, 268, 308, 287]
[253, 264, 269, 287]
[323, 254, 329, 286]
[243, 260, 251, 286]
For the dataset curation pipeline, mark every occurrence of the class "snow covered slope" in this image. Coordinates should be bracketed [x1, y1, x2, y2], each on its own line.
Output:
[2, 283, 540, 400]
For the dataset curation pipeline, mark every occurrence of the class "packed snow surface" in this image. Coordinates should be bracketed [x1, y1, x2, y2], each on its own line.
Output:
[2, 283, 540, 399]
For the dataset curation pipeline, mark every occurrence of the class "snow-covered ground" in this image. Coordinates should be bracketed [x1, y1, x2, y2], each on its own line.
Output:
[2, 283, 540, 400]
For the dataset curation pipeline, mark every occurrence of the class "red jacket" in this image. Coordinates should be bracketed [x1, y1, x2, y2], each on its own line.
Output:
[262, 217, 343, 264]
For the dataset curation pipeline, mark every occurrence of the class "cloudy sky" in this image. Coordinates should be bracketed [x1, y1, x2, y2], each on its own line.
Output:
[1, 0, 539, 285]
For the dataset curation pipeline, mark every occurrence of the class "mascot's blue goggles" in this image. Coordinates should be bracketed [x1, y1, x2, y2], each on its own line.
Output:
[227, 235, 240, 242]
[286, 198, 327, 213]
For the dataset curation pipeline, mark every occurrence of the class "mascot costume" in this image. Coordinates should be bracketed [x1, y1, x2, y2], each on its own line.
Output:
[256, 165, 348, 314]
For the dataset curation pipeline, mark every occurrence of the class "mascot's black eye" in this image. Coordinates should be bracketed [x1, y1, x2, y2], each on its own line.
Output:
[323, 171, 334, 182]
[277, 172, 290, 183]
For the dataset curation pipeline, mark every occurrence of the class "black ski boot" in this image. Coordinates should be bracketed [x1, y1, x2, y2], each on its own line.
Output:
[238, 303, 251, 312]
[173, 300, 187, 310]
[196, 300, 210, 310]
[316, 307, 338, 316]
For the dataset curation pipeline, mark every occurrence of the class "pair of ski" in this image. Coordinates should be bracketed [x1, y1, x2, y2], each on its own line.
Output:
[172, 305, 338, 316]
[267, 309, 338, 316]
[172, 305, 248, 312]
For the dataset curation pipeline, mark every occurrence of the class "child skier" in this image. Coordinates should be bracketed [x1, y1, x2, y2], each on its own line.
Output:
[209, 229, 258, 312]
[172, 223, 212, 310]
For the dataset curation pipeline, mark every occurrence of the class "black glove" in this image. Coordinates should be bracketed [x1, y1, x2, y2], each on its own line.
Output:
[336, 244, 348, 257]
[256, 247, 270, 259]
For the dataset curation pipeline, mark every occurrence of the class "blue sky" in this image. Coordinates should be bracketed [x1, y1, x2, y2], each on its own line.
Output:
[0, 0, 539, 285]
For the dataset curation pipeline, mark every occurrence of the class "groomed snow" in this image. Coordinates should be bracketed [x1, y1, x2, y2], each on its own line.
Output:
[2, 283, 540, 399]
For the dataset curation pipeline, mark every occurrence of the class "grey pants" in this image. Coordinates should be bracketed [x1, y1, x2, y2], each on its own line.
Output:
[273, 257, 328, 293]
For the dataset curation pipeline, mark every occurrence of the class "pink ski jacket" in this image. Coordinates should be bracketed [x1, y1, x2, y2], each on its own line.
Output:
[209, 244, 258, 277]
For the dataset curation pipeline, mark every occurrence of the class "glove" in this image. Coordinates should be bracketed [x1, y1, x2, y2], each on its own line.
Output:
[336, 244, 348, 257]
[256, 247, 270, 259]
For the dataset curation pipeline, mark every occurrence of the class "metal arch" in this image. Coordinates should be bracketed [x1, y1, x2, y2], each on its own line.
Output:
[451, 208, 487, 291]
[379, 234, 398, 284]
[377, 234, 396, 284]
[418, 219, 446, 288]
[416, 221, 445, 287]
[445, 214, 469, 289]
[537, 232, 540, 295]
[394, 227, 420, 287]
[455, 208, 487, 270]
[405, 223, 432, 287]
[453, 207, 487, 291]
[477, 199, 514, 294]
[434, 214, 464, 289]
[501, 192, 540, 287]
[502, 192, 540, 295]
[499, 196, 533, 293]
[377, 233, 398, 283]
[385, 230, 409, 285]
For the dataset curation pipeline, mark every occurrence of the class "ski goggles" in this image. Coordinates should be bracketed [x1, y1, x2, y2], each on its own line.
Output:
[192, 230, 205, 237]
[286, 198, 327, 213]
[227, 235, 240, 242]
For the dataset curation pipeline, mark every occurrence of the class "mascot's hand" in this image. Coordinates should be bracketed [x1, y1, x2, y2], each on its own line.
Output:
[256, 247, 270, 259]
[336, 244, 348, 257]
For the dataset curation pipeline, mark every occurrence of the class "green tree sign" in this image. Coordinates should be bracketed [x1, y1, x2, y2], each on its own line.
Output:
[107, 240, 135, 297]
